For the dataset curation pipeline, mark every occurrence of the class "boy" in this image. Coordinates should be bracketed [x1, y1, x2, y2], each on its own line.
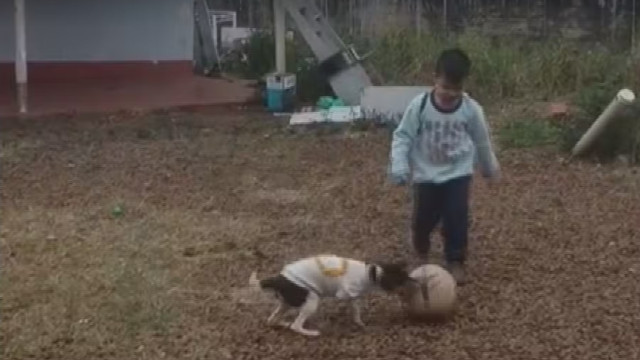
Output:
[388, 48, 500, 285]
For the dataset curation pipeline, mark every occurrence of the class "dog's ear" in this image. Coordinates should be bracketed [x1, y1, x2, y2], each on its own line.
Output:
[367, 264, 382, 283]
[248, 271, 260, 287]
[368, 264, 377, 282]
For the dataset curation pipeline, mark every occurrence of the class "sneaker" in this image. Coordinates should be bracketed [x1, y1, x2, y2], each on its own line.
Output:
[447, 261, 467, 285]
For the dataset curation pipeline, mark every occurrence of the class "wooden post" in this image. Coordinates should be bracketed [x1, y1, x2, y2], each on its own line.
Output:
[348, 0, 354, 36]
[248, 0, 254, 28]
[443, 0, 448, 32]
[632, 0, 637, 54]
[15, 0, 27, 114]
[571, 89, 636, 157]
[273, 0, 286, 73]
[416, 0, 422, 38]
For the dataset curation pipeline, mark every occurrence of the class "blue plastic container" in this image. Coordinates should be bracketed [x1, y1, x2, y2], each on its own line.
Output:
[266, 73, 296, 112]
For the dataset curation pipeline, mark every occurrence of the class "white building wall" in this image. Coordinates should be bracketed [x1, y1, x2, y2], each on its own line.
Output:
[0, 0, 193, 62]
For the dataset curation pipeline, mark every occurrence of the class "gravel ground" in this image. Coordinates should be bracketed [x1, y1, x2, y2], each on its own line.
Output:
[1, 109, 639, 360]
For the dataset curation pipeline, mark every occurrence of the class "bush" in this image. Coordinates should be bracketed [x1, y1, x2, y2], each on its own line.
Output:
[367, 28, 640, 161]
[220, 32, 334, 103]
[498, 118, 562, 149]
[368, 29, 633, 103]
[222, 27, 640, 162]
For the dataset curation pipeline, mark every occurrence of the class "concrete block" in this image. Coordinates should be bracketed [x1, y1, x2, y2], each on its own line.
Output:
[360, 86, 432, 125]
[289, 106, 362, 126]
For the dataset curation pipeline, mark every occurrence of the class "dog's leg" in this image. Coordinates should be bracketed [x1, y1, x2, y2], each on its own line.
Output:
[289, 292, 321, 337]
[351, 298, 366, 328]
[267, 301, 289, 327]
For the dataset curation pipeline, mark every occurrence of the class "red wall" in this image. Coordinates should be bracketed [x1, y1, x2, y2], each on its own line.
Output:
[0, 60, 193, 84]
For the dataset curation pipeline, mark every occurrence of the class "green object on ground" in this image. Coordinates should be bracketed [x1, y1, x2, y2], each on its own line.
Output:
[332, 98, 345, 107]
[316, 96, 345, 110]
[317, 96, 333, 110]
[111, 204, 125, 218]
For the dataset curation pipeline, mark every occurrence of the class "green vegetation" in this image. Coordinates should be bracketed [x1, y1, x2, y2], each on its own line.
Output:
[224, 29, 640, 162]
[498, 118, 562, 149]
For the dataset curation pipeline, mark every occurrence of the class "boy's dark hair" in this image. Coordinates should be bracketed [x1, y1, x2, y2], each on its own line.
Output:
[435, 48, 471, 85]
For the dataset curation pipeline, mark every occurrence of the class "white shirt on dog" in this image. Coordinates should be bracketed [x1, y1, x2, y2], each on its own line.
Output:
[280, 255, 371, 299]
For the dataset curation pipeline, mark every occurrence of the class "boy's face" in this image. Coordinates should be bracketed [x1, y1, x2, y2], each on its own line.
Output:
[433, 75, 464, 109]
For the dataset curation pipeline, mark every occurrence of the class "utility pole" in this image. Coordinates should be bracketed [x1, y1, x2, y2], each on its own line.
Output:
[15, 0, 28, 114]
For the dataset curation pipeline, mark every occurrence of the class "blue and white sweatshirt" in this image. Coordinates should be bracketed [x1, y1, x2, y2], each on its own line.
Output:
[390, 91, 500, 184]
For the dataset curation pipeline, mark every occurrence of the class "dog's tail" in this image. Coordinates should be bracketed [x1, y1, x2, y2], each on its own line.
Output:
[248, 270, 261, 289]
[249, 270, 281, 293]
[232, 270, 267, 305]
[248, 270, 284, 294]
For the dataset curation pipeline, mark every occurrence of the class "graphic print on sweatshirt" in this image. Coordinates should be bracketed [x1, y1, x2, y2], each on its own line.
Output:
[419, 117, 472, 164]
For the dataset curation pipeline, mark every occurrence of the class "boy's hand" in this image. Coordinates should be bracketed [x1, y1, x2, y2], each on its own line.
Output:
[485, 171, 501, 185]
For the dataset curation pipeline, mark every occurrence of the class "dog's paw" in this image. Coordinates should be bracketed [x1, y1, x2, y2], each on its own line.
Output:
[291, 326, 320, 337]
[302, 329, 321, 337]
[353, 316, 366, 328]
[276, 321, 291, 328]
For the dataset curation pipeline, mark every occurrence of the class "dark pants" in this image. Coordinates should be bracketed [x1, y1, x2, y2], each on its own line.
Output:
[412, 175, 471, 264]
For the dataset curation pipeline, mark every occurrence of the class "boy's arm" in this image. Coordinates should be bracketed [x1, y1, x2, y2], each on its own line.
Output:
[467, 102, 500, 179]
[389, 96, 423, 182]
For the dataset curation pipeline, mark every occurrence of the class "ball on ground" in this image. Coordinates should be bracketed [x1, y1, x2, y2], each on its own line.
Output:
[403, 264, 457, 321]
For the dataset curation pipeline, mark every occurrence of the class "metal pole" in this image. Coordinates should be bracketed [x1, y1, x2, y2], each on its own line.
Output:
[212, 16, 218, 51]
[416, 0, 422, 38]
[632, 0, 637, 54]
[443, 0, 448, 32]
[15, 0, 27, 114]
[274, 0, 286, 73]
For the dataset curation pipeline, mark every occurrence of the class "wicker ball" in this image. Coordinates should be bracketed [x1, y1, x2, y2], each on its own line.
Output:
[403, 264, 457, 320]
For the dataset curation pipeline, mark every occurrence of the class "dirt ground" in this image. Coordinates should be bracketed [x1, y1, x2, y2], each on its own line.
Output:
[1, 109, 639, 360]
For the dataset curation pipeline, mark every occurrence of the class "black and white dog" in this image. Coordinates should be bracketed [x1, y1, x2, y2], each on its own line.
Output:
[249, 254, 412, 336]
